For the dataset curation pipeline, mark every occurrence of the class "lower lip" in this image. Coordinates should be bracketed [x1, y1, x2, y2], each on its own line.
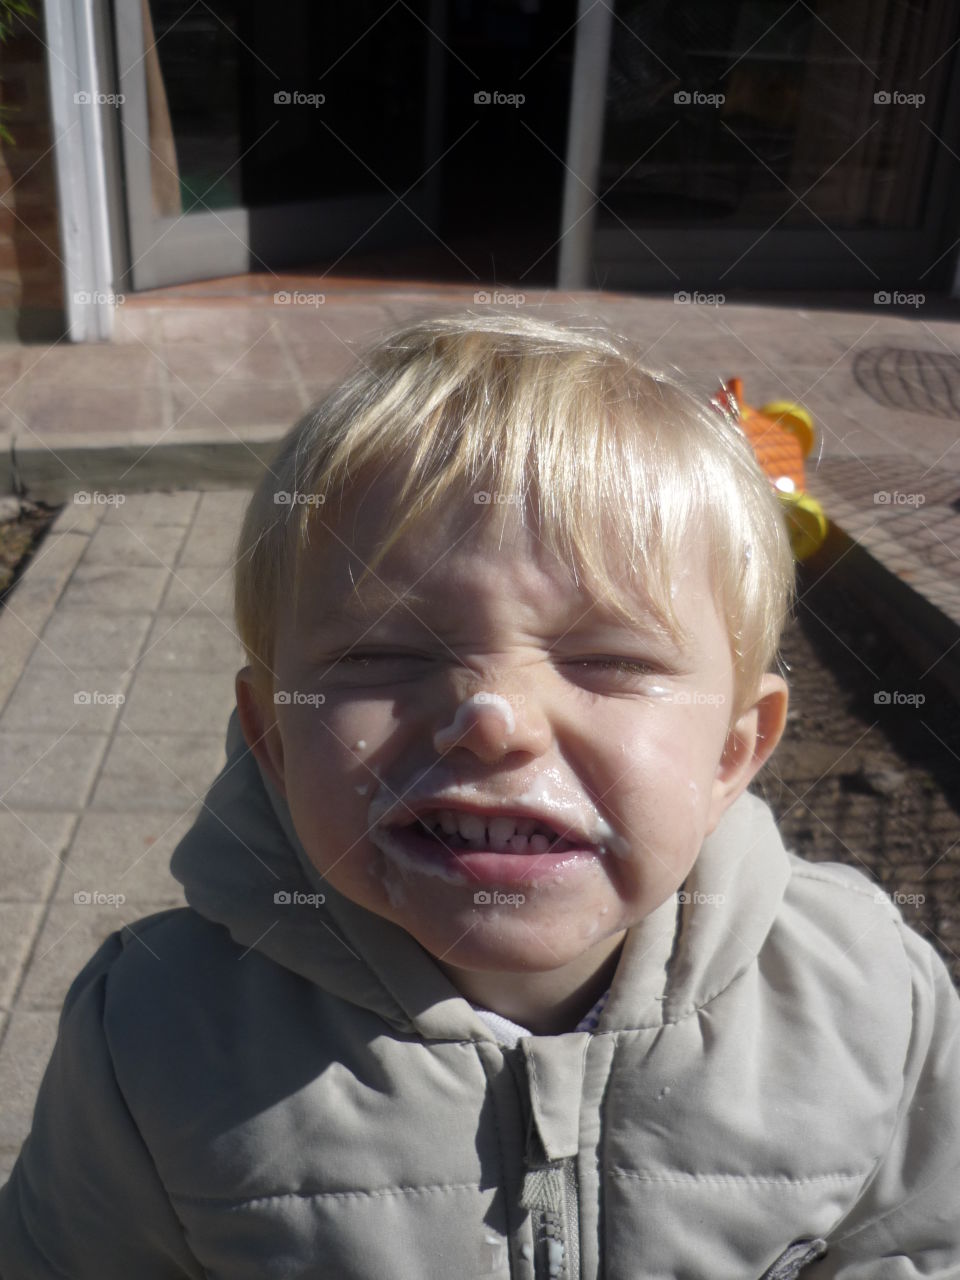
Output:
[377, 824, 601, 885]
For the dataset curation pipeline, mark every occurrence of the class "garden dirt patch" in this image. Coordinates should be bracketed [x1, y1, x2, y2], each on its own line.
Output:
[0, 499, 60, 600]
[764, 549, 960, 985]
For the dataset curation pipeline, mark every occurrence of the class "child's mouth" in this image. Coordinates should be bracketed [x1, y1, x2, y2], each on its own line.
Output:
[410, 810, 579, 855]
[370, 811, 600, 886]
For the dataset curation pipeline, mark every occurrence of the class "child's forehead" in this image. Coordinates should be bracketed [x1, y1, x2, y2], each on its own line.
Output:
[309, 506, 586, 613]
[297, 491, 711, 648]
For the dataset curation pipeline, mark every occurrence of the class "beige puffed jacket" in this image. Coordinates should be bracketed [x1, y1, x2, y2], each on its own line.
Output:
[1, 711, 959, 1278]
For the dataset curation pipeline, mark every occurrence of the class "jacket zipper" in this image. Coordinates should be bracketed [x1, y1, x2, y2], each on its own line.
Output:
[518, 1153, 580, 1278]
[540, 1206, 566, 1278]
[507, 1045, 582, 1279]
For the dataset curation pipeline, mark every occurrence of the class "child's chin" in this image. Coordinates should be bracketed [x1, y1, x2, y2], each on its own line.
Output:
[402, 905, 617, 973]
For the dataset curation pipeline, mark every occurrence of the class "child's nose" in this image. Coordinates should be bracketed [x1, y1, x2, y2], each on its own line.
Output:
[433, 690, 550, 764]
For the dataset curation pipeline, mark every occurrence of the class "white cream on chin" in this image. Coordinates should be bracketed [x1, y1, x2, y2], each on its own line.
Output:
[368, 822, 470, 887]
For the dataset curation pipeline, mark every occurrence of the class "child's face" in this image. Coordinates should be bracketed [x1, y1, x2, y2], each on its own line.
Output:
[239, 469, 786, 978]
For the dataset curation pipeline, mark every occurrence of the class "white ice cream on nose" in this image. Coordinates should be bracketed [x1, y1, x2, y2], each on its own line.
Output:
[434, 693, 515, 750]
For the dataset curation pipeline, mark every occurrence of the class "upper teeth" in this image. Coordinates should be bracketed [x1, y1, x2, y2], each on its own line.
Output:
[425, 808, 559, 845]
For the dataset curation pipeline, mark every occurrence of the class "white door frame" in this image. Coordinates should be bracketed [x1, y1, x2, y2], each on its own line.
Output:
[558, 0, 613, 291]
[44, 0, 127, 341]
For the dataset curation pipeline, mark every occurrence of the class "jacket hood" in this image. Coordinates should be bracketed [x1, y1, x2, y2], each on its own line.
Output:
[170, 711, 793, 1039]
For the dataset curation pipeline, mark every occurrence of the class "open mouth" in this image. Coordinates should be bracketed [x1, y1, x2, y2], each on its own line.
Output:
[370, 806, 602, 887]
[405, 808, 580, 855]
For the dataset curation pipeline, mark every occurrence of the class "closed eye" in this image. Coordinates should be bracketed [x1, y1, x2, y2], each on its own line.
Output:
[334, 653, 414, 665]
[568, 658, 660, 675]
[326, 652, 431, 675]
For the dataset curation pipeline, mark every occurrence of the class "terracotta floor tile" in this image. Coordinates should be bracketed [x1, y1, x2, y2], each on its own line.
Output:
[156, 306, 282, 345]
[19, 384, 168, 435]
[19, 343, 167, 389]
[160, 341, 296, 396]
[169, 382, 302, 432]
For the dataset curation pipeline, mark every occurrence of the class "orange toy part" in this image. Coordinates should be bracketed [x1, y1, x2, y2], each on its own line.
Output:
[716, 377, 828, 561]
[723, 377, 806, 493]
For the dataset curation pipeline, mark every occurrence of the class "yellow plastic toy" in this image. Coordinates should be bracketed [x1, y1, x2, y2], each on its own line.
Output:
[715, 378, 828, 561]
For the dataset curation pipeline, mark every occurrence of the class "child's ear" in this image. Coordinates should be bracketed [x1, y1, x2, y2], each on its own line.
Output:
[235, 666, 287, 799]
[706, 673, 789, 832]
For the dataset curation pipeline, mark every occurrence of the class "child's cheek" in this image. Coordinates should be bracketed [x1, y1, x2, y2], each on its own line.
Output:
[276, 698, 382, 825]
[605, 709, 721, 888]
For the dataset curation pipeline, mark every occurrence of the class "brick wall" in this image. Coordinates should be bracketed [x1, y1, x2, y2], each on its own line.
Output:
[0, 4, 65, 338]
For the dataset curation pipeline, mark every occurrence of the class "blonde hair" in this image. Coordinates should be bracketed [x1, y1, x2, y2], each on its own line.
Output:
[235, 311, 794, 717]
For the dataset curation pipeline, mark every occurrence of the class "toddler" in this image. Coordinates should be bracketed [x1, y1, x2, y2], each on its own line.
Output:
[1, 313, 959, 1279]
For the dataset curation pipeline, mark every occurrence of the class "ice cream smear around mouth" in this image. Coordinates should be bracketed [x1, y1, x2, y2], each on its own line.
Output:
[366, 765, 631, 890]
